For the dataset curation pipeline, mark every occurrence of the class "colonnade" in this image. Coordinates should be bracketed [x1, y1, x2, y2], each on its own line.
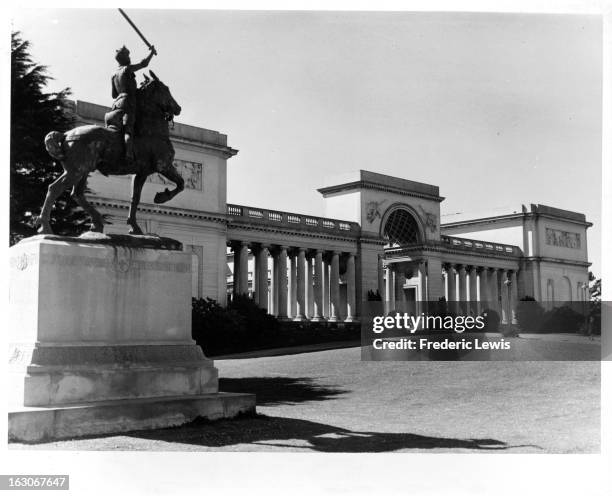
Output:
[443, 263, 519, 324]
[230, 241, 357, 322]
[384, 260, 520, 325]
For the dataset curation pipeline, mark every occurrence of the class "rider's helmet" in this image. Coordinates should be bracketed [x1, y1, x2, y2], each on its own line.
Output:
[115, 46, 131, 65]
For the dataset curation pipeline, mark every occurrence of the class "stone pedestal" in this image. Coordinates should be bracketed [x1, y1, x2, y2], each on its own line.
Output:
[8, 234, 255, 442]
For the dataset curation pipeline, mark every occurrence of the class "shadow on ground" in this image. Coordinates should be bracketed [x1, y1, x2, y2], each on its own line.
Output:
[218, 376, 347, 406]
[125, 414, 538, 452]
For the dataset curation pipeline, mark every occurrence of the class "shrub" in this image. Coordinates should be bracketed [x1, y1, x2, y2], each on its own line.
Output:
[480, 308, 500, 332]
[192, 295, 280, 355]
[539, 305, 584, 333]
[228, 294, 280, 346]
[367, 289, 382, 301]
[516, 296, 545, 333]
[192, 297, 247, 354]
[588, 300, 601, 335]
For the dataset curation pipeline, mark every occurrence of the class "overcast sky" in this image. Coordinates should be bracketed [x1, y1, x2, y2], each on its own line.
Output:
[10, 9, 602, 274]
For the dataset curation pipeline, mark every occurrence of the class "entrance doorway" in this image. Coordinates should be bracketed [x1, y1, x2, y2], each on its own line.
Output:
[403, 286, 417, 315]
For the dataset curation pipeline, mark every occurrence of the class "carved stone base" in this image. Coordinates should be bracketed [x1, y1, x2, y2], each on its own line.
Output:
[8, 236, 255, 442]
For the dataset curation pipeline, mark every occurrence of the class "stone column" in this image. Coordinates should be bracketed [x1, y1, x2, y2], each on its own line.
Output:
[270, 249, 279, 315]
[289, 252, 297, 318]
[377, 255, 385, 302]
[446, 264, 457, 313]
[425, 257, 444, 302]
[385, 265, 396, 313]
[231, 242, 240, 298]
[323, 255, 330, 318]
[479, 267, 489, 312]
[417, 261, 427, 314]
[294, 248, 306, 321]
[510, 270, 519, 324]
[500, 269, 509, 324]
[457, 265, 467, 315]
[345, 253, 356, 322]
[277, 246, 288, 319]
[468, 266, 478, 315]
[312, 250, 324, 321]
[306, 253, 314, 318]
[256, 245, 269, 311]
[489, 268, 499, 313]
[253, 246, 261, 305]
[238, 241, 249, 296]
[395, 267, 406, 313]
[329, 251, 340, 322]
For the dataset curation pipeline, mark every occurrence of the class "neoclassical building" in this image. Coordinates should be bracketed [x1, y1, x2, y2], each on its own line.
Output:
[76, 101, 592, 324]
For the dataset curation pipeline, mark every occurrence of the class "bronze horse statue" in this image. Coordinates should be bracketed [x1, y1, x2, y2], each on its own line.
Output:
[39, 70, 183, 235]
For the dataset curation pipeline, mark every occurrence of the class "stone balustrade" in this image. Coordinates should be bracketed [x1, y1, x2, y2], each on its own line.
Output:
[440, 234, 520, 256]
[227, 203, 360, 237]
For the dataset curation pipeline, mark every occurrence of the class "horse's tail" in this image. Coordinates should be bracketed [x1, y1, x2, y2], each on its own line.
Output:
[44, 131, 66, 161]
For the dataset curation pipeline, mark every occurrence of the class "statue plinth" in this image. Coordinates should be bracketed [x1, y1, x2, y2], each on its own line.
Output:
[8, 234, 255, 442]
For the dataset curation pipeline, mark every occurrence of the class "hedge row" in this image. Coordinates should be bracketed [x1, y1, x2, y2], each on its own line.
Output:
[516, 297, 600, 334]
[192, 296, 360, 356]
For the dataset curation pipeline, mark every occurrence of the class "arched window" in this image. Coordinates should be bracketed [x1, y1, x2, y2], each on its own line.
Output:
[383, 209, 421, 247]
[560, 276, 572, 302]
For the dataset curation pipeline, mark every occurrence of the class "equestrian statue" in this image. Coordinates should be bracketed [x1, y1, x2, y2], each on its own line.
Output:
[37, 12, 185, 236]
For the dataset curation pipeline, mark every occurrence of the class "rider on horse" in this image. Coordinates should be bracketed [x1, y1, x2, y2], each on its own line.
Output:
[111, 45, 156, 163]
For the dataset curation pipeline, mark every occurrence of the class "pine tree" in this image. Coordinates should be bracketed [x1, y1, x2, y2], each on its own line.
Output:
[10, 31, 89, 244]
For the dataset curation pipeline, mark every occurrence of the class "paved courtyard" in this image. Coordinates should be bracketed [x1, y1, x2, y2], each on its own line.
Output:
[13, 336, 600, 453]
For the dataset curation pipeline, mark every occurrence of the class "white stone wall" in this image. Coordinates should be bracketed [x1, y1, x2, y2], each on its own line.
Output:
[323, 191, 361, 224]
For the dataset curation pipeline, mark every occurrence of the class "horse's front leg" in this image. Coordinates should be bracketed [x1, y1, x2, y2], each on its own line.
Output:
[127, 172, 148, 235]
[36, 168, 80, 234]
[154, 159, 184, 204]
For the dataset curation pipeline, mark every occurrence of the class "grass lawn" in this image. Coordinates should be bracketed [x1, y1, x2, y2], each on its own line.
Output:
[12, 341, 600, 453]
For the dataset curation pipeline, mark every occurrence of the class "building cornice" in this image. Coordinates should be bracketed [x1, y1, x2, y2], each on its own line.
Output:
[317, 180, 445, 203]
[441, 211, 592, 229]
[161, 135, 238, 159]
[523, 256, 591, 268]
[227, 222, 360, 244]
[89, 197, 228, 224]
